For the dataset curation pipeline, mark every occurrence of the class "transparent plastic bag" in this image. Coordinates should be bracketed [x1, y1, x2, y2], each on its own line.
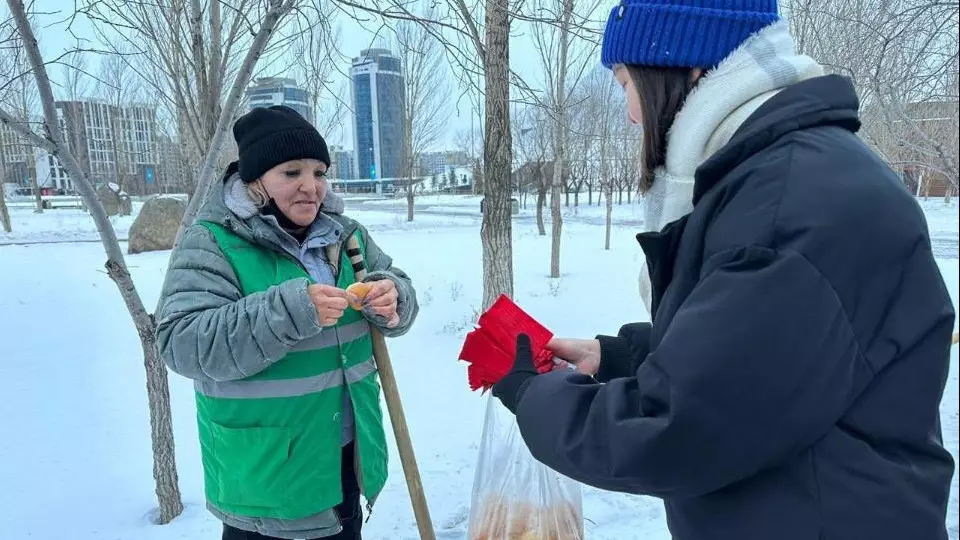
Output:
[468, 395, 585, 540]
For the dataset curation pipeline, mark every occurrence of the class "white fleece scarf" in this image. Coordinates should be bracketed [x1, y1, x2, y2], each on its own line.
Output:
[637, 20, 824, 315]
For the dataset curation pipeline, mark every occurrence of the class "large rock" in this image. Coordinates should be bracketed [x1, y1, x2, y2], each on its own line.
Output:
[128, 196, 186, 254]
[96, 183, 132, 216]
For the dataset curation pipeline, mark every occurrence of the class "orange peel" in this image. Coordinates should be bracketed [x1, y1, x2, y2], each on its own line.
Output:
[346, 282, 373, 310]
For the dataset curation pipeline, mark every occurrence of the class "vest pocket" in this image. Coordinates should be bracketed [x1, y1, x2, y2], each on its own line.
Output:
[210, 423, 294, 509]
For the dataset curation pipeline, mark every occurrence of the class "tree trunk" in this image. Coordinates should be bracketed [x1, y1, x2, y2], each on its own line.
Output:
[2, 0, 183, 522]
[536, 184, 546, 235]
[549, 0, 571, 280]
[406, 180, 415, 222]
[481, 0, 514, 310]
[604, 182, 613, 250]
[0, 189, 11, 232]
[110, 110, 124, 194]
[588, 183, 593, 205]
[550, 174, 563, 278]
[601, 138, 612, 250]
[3, 107, 184, 529]
[106, 260, 183, 524]
[0, 166, 11, 232]
[30, 172, 43, 213]
[574, 187, 579, 207]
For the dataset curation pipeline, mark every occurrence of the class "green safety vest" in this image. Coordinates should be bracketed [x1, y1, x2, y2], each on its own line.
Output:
[193, 220, 388, 521]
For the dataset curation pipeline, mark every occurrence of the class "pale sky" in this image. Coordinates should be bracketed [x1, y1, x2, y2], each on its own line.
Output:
[24, 0, 611, 152]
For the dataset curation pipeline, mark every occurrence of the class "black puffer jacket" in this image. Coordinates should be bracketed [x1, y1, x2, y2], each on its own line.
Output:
[515, 75, 956, 539]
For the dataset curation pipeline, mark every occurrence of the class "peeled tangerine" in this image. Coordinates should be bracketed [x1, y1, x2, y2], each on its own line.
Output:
[469, 495, 584, 540]
[346, 282, 373, 310]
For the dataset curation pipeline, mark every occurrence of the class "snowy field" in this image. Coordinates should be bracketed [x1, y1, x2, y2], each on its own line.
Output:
[0, 196, 957, 540]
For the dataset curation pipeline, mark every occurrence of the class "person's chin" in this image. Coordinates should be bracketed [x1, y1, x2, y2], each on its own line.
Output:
[290, 208, 317, 227]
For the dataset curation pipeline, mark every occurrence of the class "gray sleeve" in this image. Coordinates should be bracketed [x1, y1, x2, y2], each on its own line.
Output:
[358, 225, 419, 338]
[155, 224, 323, 382]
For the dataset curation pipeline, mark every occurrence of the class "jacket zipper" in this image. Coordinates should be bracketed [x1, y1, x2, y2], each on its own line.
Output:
[330, 235, 375, 519]
[338, 335, 374, 522]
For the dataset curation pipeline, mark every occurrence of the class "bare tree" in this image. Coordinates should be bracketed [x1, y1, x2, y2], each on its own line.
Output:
[0, 183, 9, 231]
[0, 14, 16, 231]
[455, 121, 484, 194]
[81, 0, 304, 238]
[62, 50, 93, 100]
[0, 146, 10, 230]
[98, 49, 144, 194]
[573, 103, 600, 207]
[530, 0, 601, 277]
[475, 0, 515, 307]
[2, 0, 309, 524]
[0, 8, 41, 213]
[784, 0, 959, 197]
[1, 0, 184, 522]
[83, 0, 225, 193]
[566, 135, 590, 208]
[288, 3, 349, 137]
[579, 66, 624, 249]
[0, 132, 10, 228]
[58, 50, 93, 186]
[333, 0, 613, 304]
[565, 97, 599, 209]
[602, 94, 625, 248]
[338, 0, 517, 307]
[512, 104, 549, 234]
[153, 109, 191, 194]
[395, 5, 450, 221]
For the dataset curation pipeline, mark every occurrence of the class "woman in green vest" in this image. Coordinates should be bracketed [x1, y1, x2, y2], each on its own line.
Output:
[156, 105, 419, 540]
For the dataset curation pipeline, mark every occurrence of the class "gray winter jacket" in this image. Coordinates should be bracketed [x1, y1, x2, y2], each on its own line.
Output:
[155, 173, 418, 539]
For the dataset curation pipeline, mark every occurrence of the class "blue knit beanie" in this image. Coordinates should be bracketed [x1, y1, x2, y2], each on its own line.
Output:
[601, 0, 780, 69]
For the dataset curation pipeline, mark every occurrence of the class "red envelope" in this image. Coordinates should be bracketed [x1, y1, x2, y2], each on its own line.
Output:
[458, 295, 556, 391]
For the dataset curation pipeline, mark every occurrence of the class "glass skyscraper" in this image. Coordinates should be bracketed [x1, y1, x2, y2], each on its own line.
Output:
[245, 77, 314, 126]
[350, 48, 405, 180]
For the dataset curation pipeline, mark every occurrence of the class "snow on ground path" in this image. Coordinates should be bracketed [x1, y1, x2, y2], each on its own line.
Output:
[4, 196, 956, 258]
[0, 203, 957, 540]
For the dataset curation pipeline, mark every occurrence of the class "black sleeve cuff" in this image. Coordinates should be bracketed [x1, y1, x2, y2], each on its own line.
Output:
[493, 371, 536, 415]
[595, 323, 654, 382]
[595, 335, 636, 383]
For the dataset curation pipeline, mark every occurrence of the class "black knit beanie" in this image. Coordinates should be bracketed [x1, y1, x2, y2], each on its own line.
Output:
[232, 105, 331, 183]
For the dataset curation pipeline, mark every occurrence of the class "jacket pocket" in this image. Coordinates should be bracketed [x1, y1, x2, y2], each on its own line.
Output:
[210, 423, 293, 509]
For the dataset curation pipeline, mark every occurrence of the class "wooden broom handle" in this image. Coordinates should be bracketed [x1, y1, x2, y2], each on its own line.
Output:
[370, 328, 436, 540]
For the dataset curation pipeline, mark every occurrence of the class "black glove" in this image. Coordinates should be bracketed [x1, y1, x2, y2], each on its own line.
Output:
[492, 334, 539, 414]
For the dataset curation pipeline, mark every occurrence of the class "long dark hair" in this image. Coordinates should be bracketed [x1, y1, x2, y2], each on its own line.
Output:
[626, 66, 699, 192]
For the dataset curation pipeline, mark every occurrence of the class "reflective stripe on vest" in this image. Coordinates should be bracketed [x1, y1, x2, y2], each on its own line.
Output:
[289, 318, 370, 352]
[194, 319, 374, 398]
[196, 356, 378, 399]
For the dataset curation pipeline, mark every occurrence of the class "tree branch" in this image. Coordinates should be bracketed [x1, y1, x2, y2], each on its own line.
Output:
[177, 0, 300, 239]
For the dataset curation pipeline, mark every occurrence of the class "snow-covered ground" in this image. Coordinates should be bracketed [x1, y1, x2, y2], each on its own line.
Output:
[0, 196, 957, 540]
